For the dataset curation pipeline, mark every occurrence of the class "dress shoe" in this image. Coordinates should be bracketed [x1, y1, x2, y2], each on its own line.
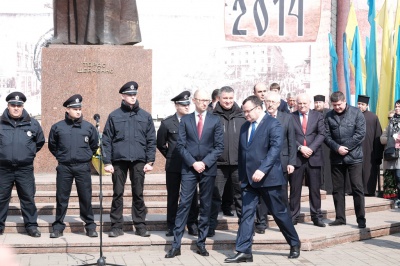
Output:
[27, 228, 41, 238]
[196, 245, 209, 256]
[188, 227, 198, 236]
[165, 247, 181, 258]
[86, 229, 98, 237]
[165, 229, 173, 237]
[135, 228, 151, 237]
[358, 223, 366, 229]
[292, 220, 298, 225]
[288, 245, 301, 259]
[313, 220, 326, 227]
[329, 220, 346, 226]
[0, 228, 3, 235]
[224, 252, 253, 263]
[255, 228, 265, 234]
[50, 230, 63, 238]
[207, 229, 215, 237]
[108, 228, 124, 237]
[223, 210, 235, 216]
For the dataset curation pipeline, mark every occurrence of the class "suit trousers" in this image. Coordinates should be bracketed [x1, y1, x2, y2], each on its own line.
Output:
[331, 163, 366, 225]
[0, 165, 38, 230]
[166, 171, 198, 231]
[236, 185, 300, 254]
[289, 162, 322, 223]
[110, 161, 147, 230]
[172, 173, 215, 248]
[209, 166, 242, 230]
[53, 163, 96, 231]
[255, 172, 289, 229]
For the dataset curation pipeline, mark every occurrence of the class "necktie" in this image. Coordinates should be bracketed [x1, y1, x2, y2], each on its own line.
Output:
[302, 113, 307, 145]
[248, 122, 256, 143]
[197, 113, 203, 139]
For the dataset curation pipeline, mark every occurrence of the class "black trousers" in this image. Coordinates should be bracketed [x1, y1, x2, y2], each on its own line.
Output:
[289, 162, 322, 222]
[53, 163, 96, 231]
[110, 161, 147, 230]
[166, 171, 198, 231]
[0, 165, 38, 230]
[210, 166, 242, 230]
[331, 163, 366, 225]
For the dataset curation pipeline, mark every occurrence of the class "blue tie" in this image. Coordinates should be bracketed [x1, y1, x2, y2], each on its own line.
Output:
[248, 122, 256, 143]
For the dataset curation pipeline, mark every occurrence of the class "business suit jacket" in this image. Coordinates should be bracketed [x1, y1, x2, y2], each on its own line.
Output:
[292, 110, 325, 167]
[176, 112, 224, 175]
[238, 114, 285, 188]
[276, 111, 297, 172]
[278, 99, 290, 113]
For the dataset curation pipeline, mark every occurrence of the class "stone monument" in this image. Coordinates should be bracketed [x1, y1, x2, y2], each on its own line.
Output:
[36, 1, 159, 173]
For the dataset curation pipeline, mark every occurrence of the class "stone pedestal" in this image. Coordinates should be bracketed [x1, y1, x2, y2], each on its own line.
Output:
[36, 45, 153, 173]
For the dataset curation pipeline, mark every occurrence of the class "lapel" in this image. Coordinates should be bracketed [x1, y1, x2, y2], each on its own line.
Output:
[189, 112, 199, 139]
[172, 114, 179, 129]
[293, 111, 301, 129]
[247, 115, 267, 147]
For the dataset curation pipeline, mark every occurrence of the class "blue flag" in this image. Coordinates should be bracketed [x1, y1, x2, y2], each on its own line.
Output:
[328, 33, 339, 92]
[343, 33, 351, 105]
[366, 0, 379, 113]
[351, 26, 364, 104]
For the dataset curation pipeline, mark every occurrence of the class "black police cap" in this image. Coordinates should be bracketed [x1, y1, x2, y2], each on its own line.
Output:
[171, 91, 191, 106]
[119, 81, 138, 95]
[6, 92, 26, 106]
[63, 94, 83, 108]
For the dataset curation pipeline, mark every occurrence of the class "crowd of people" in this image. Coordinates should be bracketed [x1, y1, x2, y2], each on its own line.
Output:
[0, 80, 398, 263]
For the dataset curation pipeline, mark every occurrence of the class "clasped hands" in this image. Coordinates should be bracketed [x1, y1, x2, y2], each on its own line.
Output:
[193, 161, 206, 173]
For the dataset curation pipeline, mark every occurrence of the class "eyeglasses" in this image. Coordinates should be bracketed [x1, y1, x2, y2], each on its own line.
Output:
[194, 98, 211, 104]
[243, 105, 259, 114]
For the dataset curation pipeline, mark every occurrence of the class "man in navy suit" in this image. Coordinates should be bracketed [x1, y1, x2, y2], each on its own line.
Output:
[165, 89, 224, 258]
[225, 96, 300, 263]
[290, 93, 325, 227]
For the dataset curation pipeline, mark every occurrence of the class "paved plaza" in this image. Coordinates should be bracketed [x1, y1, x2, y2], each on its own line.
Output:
[11, 233, 400, 266]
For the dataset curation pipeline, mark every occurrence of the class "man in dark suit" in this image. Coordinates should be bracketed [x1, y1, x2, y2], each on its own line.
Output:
[165, 89, 224, 258]
[225, 96, 300, 263]
[156, 91, 199, 237]
[290, 93, 325, 227]
[255, 91, 296, 233]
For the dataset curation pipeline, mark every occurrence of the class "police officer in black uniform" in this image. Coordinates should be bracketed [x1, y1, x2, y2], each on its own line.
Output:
[48, 94, 99, 238]
[0, 92, 45, 237]
[102, 81, 156, 238]
[157, 91, 199, 236]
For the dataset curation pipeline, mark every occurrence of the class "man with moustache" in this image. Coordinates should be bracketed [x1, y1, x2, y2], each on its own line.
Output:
[48, 94, 99, 238]
[102, 81, 156, 237]
[165, 89, 224, 258]
[156, 91, 199, 237]
[269, 83, 290, 113]
[0, 92, 45, 237]
[224, 95, 300, 263]
[208, 86, 245, 237]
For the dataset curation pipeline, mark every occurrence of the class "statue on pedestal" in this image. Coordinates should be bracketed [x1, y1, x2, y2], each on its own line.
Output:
[53, 0, 141, 45]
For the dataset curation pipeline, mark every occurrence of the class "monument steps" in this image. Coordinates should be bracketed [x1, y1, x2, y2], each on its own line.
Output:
[3, 173, 399, 254]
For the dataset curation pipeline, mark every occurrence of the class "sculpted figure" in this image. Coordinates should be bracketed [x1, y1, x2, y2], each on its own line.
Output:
[53, 0, 141, 45]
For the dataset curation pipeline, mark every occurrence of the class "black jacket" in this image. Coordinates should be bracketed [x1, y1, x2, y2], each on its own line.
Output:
[213, 102, 246, 166]
[102, 101, 156, 164]
[156, 113, 181, 173]
[324, 105, 366, 164]
[0, 109, 45, 166]
[48, 113, 99, 164]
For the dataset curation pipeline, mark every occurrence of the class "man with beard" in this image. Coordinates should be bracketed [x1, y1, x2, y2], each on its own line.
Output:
[102, 81, 156, 237]
[357, 95, 383, 196]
